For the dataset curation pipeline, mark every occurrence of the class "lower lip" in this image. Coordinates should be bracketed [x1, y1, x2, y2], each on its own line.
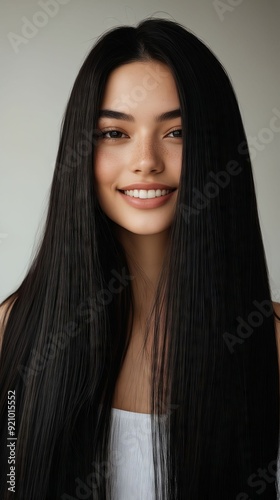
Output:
[118, 190, 176, 209]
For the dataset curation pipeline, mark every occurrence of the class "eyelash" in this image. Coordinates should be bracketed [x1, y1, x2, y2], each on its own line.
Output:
[98, 128, 182, 140]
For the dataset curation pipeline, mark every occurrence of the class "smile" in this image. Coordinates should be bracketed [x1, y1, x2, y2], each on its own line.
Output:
[121, 189, 173, 199]
[118, 188, 177, 210]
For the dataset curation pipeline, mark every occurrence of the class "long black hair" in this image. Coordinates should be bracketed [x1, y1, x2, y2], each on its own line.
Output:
[0, 17, 279, 499]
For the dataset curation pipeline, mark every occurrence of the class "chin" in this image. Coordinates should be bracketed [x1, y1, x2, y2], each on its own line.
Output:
[117, 223, 171, 236]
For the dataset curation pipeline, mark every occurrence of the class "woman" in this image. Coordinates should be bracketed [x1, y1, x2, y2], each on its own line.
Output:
[0, 17, 279, 500]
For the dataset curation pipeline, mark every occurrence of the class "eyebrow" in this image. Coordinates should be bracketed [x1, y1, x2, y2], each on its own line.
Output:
[98, 108, 181, 122]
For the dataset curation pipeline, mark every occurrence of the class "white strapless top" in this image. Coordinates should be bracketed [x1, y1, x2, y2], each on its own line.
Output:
[107, 408, 280, 499]
[107, 408, 167, 500]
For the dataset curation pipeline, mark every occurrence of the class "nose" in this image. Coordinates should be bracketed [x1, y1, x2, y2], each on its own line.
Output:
[130, 135, 165, 174]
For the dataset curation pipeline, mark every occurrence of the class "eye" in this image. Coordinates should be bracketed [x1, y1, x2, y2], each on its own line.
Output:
[99, 129, 128, 140]
[167, 129, 182, 138]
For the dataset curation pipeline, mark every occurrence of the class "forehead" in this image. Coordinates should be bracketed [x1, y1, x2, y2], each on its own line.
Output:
[99, 60, 180, 112]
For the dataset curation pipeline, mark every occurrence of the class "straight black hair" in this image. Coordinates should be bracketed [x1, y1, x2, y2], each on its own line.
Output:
[0, 16, 279, 499]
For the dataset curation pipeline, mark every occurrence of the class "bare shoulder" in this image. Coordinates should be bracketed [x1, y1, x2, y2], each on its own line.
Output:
[273, 301, 280, 325]
[273, 301, 280, 371]
[0, 295, 18, 351]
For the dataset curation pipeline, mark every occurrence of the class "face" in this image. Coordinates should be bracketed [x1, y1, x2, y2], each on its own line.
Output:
[93, 60, 182, 236]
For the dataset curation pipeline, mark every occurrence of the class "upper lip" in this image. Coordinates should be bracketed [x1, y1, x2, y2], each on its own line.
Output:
[118, 183, 176, 191]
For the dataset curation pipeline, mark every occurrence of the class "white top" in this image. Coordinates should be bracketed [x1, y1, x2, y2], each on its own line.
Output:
[107, 408, 280, 499]
[107, 408, 167, 500]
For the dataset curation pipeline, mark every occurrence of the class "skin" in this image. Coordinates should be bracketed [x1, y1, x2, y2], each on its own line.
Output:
[93, 60, 183, 321]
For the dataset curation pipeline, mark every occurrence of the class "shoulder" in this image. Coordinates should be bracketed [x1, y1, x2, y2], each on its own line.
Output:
[273, 301, 280, 326]
[0, 295, 18, 352]
[273, 301, 280, 368]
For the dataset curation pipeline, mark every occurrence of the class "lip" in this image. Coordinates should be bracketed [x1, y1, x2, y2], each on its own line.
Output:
[118, 188, 177, 209]
[118, 183, 176, 191]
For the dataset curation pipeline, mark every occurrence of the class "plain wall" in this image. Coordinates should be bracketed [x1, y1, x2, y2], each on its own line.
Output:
[0, 0, 279, 302]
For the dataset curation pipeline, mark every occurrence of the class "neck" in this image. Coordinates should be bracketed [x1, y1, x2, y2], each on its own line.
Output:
[113, 225, 170, 319]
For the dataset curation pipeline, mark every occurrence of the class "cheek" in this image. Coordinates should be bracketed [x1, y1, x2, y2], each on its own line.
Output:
[93, 150, 116, 189]
[93, 154, 123, 216]
[174, 154, 182, 182]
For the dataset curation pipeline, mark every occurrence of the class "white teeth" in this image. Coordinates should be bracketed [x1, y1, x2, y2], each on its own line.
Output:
[123, 189, 171, 199]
